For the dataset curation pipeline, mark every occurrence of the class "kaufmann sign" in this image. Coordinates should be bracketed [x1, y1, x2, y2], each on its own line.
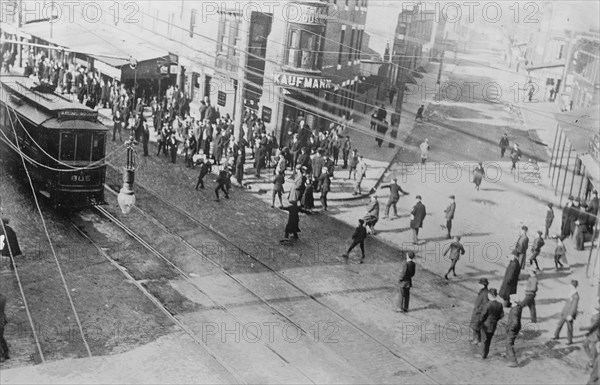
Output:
[274, 73, 332, 89]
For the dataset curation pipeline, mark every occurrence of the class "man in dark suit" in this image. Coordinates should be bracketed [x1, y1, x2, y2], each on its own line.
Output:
[553, 280, 580, 345]
[443, 235, 465, 280]
[410, 195, 426, 244]
[381, 178, 408, 219]
[506, 294, 523, 367]
[1, 218, 22, 271]
[342, 219, 368, 264]
[476, 288, 504, 359]
[514, 226, 529, 270]
[0, 293, 8, 361]
[561, 196, 574, 237]
[394, 251, 416, 313]
[470, 278, 489, 345]
[443, 195, 456, 239]
[499, 254, 521, 307]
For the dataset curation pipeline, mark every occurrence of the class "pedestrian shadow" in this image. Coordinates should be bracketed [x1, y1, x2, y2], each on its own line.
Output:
[538, 270, 573, 280]
[480, 188, 505, 192]
[535, 312, 561, 322]
[536, 298, 565, 306]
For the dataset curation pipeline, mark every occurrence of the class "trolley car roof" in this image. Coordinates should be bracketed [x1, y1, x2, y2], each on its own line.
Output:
[0, 75, 107, 131]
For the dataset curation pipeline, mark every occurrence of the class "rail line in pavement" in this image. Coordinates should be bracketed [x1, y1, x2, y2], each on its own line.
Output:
[100, 174, 446, 385]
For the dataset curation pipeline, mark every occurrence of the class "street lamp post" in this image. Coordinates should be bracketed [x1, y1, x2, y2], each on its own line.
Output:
[117, 137, 137, 214]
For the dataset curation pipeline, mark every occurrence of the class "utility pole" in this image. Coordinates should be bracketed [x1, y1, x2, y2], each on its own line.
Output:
[436, 31, 447, 85]
[233, 15, 250, 142]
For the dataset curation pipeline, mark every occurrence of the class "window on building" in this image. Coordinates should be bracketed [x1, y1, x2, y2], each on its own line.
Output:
[348, 28, 355, 61]
[216, 15, 241, 71]
[345, 0, 349, 6]
[285, 29, 323, 70]
[355, 30, 363, 60]
[190, 9, 197, 38]
[338, 29, 345, 65]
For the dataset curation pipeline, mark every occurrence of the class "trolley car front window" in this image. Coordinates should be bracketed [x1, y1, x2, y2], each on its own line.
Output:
[59, 132, 94, 161]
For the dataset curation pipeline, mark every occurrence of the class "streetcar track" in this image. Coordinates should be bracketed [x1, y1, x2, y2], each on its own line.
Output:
[101, 172, 445, 385]
[66, 218, 247, 384]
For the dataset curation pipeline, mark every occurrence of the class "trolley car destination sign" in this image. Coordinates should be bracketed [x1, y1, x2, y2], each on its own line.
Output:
[274, 73, 332, 89]
[57, 109, 98, 122]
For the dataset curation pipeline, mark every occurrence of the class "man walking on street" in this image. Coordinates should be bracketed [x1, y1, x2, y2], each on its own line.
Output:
[506, 294, 523, 367]
[514, 226, 529, 270]
[553, 280, 579, 345]
[341, 219, 368, 264]
[520, 269, 538, 323]
[381, 178, 408, 219]
[499, 133, 509, 158]
[470, 278, 490, 345]
[410, 195, 426, 244]
[545, 203, 554, 239]
[415, 105, 425, 122]
[442, 195, 456, 239]
[353, 155, 367, 196]
[195, 159, 212, 190]
[499, 254, 521, 307]
[420, 139, 429, 165]
[580, 303, 600, 368]
[476, 288, 504, 359]
[528, 231, 545, 270]
[510, 143, 521, 172]
[394, 251, 416, 313]
[443, 235, 465, 280]
[342, 136, 351, 169]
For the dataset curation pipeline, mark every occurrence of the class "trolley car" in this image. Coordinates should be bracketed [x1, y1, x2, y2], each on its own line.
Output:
[0, 75, 108, 208]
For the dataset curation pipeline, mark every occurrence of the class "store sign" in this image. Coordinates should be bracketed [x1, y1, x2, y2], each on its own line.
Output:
[217, 91, 227, 107]
[286, 3, 328, 25]
[57, 109, 98, 121]
[261, 106, 272, 123]
[274, 73, 332, 89]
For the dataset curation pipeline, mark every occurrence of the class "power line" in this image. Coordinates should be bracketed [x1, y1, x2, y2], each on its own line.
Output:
[0, 218, 46, 364]
[6, 106, 94, 359]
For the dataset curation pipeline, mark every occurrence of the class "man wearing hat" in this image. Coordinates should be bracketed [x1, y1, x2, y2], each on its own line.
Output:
[477, 288, 504, 359]
[521, 269, 538, 323]
[410, 195, 427, 244]
[513, 226, 529, 270]
[561, 195, 575, 237]
[499, 254, 521, 307]
[553, 280, 580, 344]
[341, 219, 368, 264]
[443, 235, 465, 280]
[443, 195, 456, 239]
[470, 278, 490, 344]
[506, 294, 524, 367]
[394, 251, 416, 313]
[1, 218, 22, 271]
[580, 303, 600, 368]
[544, 203, 554, 239]
[353, 155, 368, 195]
[499, 133, 509, 158]
[528, 230, 545, 270]
[380, 178, 408, 219]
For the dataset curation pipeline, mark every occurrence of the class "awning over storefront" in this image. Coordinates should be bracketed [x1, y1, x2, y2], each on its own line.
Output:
[580, 154, 600, 189]
[554, 106, 600, 155]
[20, 19, 170, 79]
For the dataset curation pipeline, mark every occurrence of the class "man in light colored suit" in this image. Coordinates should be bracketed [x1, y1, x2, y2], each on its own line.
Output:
[442, 195, 456, 239]
[553, 280, 580, 345]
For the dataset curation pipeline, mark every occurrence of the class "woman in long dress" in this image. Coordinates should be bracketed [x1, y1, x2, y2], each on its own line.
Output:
[473, 162, 485, 190]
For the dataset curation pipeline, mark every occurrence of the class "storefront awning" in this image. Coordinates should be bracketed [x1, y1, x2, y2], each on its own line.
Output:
[580, 154, 600, 189]
[554, 106, 600, 155]
[20, 20, 168, 65]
